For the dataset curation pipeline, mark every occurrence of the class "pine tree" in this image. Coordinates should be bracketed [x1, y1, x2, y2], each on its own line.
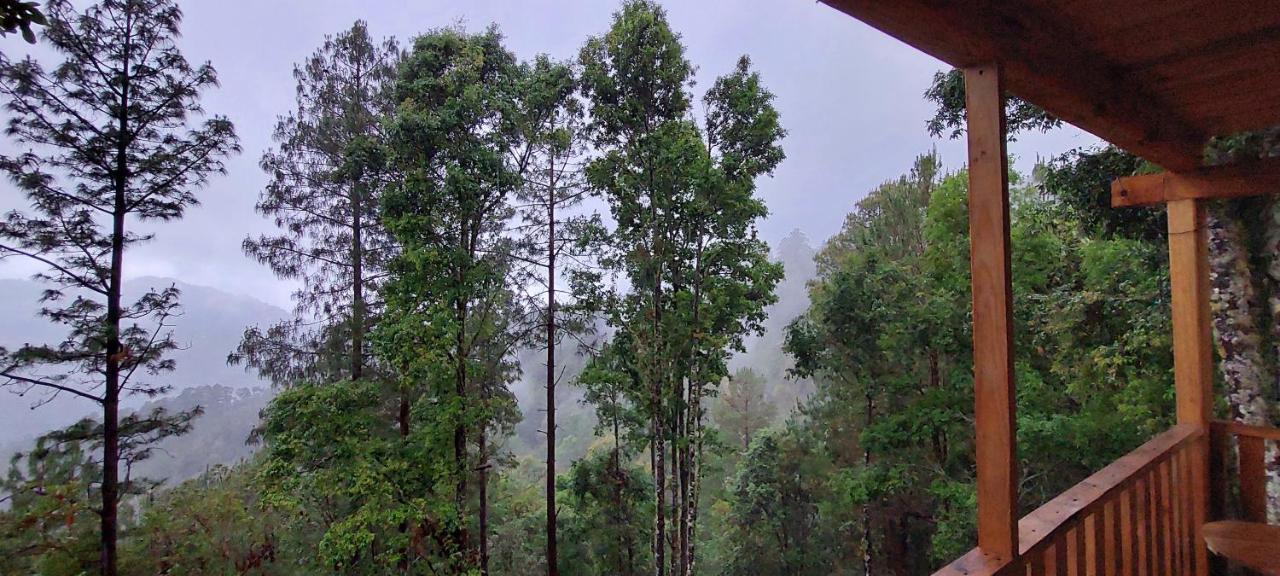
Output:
[234, 20, 401, 387]
[0, 1, 238, 573]
[509, 54, 598, 576]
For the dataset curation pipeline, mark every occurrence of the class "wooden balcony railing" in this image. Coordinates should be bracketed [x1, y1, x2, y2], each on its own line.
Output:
[1209, 420, 1280, 531]
[935, 424, 1205, 576]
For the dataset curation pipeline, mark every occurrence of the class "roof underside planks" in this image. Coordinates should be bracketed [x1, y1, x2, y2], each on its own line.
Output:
[819, 0, 1280, 173]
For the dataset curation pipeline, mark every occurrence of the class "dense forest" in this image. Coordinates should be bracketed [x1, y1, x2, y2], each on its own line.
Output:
[2, 1, 1280, 576]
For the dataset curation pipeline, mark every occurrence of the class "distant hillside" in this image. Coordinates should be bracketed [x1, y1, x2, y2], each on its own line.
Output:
[132, 385, 273, 485]
[0, 276, 287, 453]
[1, 242, 817, 481]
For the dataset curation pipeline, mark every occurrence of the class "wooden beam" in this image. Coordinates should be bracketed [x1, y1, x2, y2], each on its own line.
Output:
[819, 0, 1205, 172]
[1167, 199, 1215, 425]
[965, 63, 1019, 562]
[1111, 158, 1280, 207]
[1165, 199, 1212, 576]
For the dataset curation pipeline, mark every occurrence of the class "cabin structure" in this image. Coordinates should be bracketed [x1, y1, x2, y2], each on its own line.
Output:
[819, 1, 1280, 575]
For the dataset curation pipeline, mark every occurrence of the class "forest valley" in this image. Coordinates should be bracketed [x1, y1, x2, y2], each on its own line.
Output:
[3, 1, 1280, 575]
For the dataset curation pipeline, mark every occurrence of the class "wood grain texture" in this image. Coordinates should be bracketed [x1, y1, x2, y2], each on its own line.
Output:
[1213, 420, 1280, 441]
[1111, 159, 1280, 207]
[818, 1, 1280, 170]
[817, 0, 1207, 171]
[1165, 199, 1213, 576]
[965, 63, 1019, 562]
[1237, 435, 1267, 523]
[1203, 521, 1280, 576]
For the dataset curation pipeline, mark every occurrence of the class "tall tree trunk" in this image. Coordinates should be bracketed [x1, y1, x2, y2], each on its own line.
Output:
[102, 26, 133, 573]
[455, 255, 471, 569]
[862, 388, 875, 576]
[668, 421, 679, 576]
[1207, 206, 1271, 424]
[399, 390, 411, 572]
[351, 180, 365, 381]
[685, 381, 703, 576]
[612, 407, 631, 575]
[103, 188, 123, 576]
[682, 237, 704, 576]
[651, 199, 666, 576]
[1207, 206, 1277, 525]
[1259, 198, 1280, 522]
[546, 160, 559, 576]
[480, 428, 489, 576]
[652, 400, 665, 576]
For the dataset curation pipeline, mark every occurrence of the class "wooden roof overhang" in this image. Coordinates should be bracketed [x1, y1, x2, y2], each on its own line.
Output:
[820, 0, 1280, 207]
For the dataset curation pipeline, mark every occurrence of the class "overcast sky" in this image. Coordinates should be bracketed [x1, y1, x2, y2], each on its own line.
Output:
[0, 0, 1100, 309]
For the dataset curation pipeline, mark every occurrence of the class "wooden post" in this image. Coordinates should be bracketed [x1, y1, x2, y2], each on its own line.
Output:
[964, 63, 1019, 562]
[1165, 199, 1211, 576]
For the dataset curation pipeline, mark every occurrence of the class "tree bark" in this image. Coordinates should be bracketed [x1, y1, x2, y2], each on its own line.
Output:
[546, 156, 559, 576]
[651, 197, 666, 576]
[455, 221, 472, 570]
[398, 390, 411, 571]
[1207, 207, 1271, 425]
[102, 18, 133, 573]
[1207, 206, 1278, 524]
[668, 420, 679, 576]
[351, 178, 365, 381]
[480, 428, 489, 576]
[1259, 198, 1280, 522]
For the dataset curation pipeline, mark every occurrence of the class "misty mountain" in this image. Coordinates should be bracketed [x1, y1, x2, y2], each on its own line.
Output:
[132, 385, 273, 485]
[0, 276, 287, 460]
[1, 233, 817, 480]
[731, 228, 818, 411]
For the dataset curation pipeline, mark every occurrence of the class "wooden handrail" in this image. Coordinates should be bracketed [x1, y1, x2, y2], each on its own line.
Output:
[932, 424, 1203, 576]
[1018, 424, 1201, 557]
[1211, 420, 1280, 442]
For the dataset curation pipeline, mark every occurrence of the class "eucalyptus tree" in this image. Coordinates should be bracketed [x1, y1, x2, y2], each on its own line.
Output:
[579, 4, 784, 574]
[234, 20, 401, 387]
[379, 26, 524, 574]
[676, 56, 784, 575]
[579, 5, 696, 572]
[0, 0, 43, 44]
[0, 1, 238, 573]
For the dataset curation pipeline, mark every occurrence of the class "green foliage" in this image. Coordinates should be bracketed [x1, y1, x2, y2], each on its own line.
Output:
[125, 463, 288, 575]
[236, 20, 402, 386]
[1040, 146, 1164, 242]
[721, 428, 830, 576]
[0, 2, 238, 572]
[783, 153, 1175, 573]
[0, 6, 1203, 576]
[923, 69, 1061, 140]
[0, 435, 102, 575]
[559, 450, 653, 576]
[0, 0, 44, 43]
[711, 367, 775, 451]
[577, 5, 786, 572]
[256, 379, 455, 572]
